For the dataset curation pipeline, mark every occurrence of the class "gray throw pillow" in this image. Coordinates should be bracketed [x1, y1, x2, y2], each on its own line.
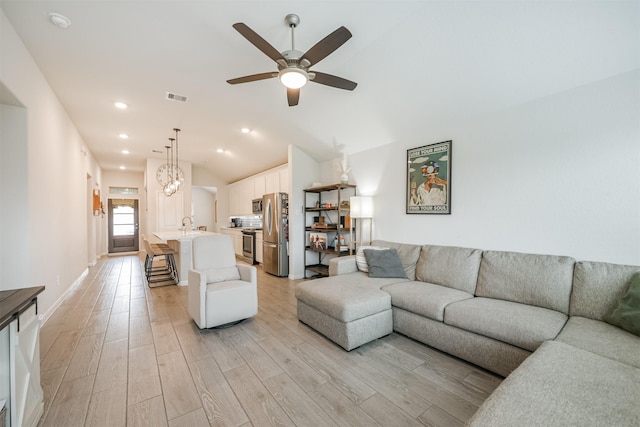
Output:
[364, 248, 407, 279]
[604, 272, 640, 336]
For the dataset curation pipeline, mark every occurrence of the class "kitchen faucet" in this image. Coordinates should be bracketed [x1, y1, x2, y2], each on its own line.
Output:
[181, 216, 194, 232]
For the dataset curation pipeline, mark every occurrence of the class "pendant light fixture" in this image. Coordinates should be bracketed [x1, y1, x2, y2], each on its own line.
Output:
[172, 128, 184, 190]
[163, 142, 175, 197]
[160, 128, 184, 197]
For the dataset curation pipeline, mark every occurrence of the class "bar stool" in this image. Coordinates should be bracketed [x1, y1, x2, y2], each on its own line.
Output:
[143, 239, 179, 287]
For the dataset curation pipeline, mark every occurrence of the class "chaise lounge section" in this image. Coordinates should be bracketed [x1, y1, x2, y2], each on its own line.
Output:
[295, 240, 640, 425]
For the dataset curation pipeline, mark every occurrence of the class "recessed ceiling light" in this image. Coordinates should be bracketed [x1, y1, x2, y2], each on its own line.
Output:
[118, 133, 128, 139]
[241, 127, 251, 134]
[114, 102, 127, 109]
[49, 12, 71, 29]
[216, 148, 224, 153]
[119, 166, 126, 170]
[121, 150, 129, 154]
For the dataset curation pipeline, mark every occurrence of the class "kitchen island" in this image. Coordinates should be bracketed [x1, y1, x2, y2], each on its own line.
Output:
[152, 230, 219, 285]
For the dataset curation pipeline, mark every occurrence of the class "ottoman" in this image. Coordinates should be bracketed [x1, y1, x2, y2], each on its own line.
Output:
[295, 276, 393, 350]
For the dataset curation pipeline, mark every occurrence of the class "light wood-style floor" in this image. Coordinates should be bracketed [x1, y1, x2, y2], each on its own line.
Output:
[37, 255, 502, 426]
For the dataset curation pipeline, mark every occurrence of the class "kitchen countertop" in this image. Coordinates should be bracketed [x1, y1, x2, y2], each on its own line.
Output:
[153, 230, 219, 241]
[0, 286, 45, 330]
[221, 227, 263, 232]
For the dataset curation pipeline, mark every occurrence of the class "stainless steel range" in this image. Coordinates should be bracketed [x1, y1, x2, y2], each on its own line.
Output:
[241, 229, 258, 265]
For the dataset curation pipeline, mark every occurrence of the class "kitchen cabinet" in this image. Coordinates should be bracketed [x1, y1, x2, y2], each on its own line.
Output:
[0, 287, 45, 427]
[303, 184, 357, 278]
[265, 171, 278, 195]
[220, 228, 243, 256]
[253, 175, 265, 200]
[279, 169, 289, 195]
[256, 231, 263, 263]
[228, 164, 289, 216]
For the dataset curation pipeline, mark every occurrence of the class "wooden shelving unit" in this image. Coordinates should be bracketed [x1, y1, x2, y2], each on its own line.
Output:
[303, 183, 357, 278]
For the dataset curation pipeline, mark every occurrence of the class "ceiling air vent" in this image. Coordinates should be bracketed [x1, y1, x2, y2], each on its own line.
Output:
[165, 92, 188, 103]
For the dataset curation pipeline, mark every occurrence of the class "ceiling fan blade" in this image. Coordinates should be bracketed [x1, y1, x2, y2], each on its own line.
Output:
[232, 23, 287, 65]
[301, 26, 352, 67]
[310, 72, 357, 91]
[227, 72, 277, 85]
[287, 88, 300, 106]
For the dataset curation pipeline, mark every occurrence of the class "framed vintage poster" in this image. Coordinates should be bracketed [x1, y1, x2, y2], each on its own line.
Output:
[406, 140, 451, 214]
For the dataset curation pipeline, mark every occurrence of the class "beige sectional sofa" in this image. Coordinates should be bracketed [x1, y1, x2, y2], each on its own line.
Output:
[295, 240, 640, 425]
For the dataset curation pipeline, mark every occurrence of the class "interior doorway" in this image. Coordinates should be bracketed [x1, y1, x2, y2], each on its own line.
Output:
[108, 199, 139, 253]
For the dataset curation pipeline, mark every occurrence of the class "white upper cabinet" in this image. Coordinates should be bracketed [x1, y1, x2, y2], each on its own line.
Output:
[279, 169, 289, 195]
[227, 164, 288, 216]
[253, 175, 266, 200]
[265, 171, 279, 195]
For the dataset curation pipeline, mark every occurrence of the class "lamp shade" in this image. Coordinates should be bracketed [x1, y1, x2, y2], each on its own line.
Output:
[350, 196, 374, 218]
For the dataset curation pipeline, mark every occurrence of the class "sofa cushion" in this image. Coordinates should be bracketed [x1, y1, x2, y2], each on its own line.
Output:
[555, 316, 640, 368]
[475, 250, 575, 314]
[415, 245, 482, 294]
[372, 240, 422, 280]
[364, 248, 406, 278]
[383, 281, 473, 321]
[355, 245, 386, 272]
[445, 297, 567, 351]
[571, 261, 640, 320]
[295, 274, 396, 322]
[604, 272, 640, 336]
[468, 341, 640, 427]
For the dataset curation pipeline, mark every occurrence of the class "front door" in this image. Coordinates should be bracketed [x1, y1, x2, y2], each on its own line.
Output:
[108, 199, 139, 253]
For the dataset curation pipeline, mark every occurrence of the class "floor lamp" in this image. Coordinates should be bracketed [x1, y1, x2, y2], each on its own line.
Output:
[350, 196, 374, 250]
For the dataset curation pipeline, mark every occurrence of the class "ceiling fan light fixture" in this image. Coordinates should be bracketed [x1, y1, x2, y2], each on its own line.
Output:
[279, 68, 308, 89]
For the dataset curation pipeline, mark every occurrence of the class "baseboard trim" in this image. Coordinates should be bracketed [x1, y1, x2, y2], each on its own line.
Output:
[39, 268, 89, 326]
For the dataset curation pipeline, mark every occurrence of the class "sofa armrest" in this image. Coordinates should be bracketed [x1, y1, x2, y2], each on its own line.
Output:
[329, 255, 358, 276]
[237, 263, 257, 285]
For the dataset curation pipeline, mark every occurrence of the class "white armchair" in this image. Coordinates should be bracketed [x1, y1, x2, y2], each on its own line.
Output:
[188, 235, 258, 328]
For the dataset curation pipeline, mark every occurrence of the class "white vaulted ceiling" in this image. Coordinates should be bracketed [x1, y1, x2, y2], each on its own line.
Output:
[1, 1, 637, 183]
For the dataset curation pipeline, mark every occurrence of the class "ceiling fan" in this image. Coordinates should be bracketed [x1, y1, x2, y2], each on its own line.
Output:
[227, 14, 357, 107]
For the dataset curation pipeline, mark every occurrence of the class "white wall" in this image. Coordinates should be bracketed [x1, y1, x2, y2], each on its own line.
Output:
[0, 10, 102, 315]
[0, 102, 28, 288]
[193, 165, 227, 232]
[348, 71, 640, 265]
[289, 145, 320, 279]
[144, 158, 192, 242]
[192, 187, 216, 232]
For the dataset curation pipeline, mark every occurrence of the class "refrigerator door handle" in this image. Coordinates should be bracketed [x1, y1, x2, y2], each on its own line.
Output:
[265, 198, 273, 237]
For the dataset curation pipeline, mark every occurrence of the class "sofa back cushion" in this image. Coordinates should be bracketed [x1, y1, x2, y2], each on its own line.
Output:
[570, 261, 640, 320]
[415, 245, 482, 294]
[371, 240, 422, 280]
[476, 251, 575, 314]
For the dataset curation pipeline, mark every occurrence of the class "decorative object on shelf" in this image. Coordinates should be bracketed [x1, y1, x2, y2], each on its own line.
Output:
[333, 234, 348, 251]
[406, 140, 452, 214]
[309, 232, 328, 250]
[350, 196, 374, 247]
[339, 153, 350, 184]
[157, 128, 185, 197]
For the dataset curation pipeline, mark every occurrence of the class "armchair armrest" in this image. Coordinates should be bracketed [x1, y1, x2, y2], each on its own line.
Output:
[188, 269, 207, 328]
[329, 255, 358, 276]
[237, 264, 257, 285]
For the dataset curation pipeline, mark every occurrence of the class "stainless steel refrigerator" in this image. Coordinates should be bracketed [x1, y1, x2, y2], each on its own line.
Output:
[262, 192, 289, 277]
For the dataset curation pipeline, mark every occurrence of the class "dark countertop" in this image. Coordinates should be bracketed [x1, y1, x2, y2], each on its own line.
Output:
[0, 286, 45, 330]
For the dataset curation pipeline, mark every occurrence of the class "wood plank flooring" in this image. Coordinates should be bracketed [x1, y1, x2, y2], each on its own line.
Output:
[37, 255, 502, 426]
